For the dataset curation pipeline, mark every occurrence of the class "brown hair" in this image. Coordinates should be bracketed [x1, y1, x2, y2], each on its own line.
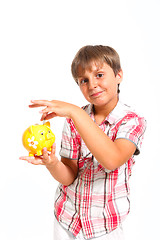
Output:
[71, 45, 122, 93]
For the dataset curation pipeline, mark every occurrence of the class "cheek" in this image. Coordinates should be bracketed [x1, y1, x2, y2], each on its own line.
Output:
[110, 83, 118, 93]
[103, 80, 118, 94]
[80, 87, 88, 98]
[80, 85, 88, 93]
[100, 80, 112, 91]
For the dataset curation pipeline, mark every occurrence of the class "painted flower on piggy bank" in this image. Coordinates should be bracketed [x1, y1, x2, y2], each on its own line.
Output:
[22, 121, 55, 156]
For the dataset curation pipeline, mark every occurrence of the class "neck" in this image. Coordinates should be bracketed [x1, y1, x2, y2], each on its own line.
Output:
[93, 97, 119, 124]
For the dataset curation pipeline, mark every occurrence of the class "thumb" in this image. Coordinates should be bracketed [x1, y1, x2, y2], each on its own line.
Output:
[42, 147, 49, 164]
[51, 143, 56, 156]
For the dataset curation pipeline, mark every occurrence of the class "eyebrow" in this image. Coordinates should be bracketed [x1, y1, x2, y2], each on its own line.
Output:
[78, 66, 105, 78]
[93, 67, 105, 72]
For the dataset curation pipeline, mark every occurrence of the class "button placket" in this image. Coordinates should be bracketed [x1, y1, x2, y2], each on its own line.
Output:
[80, 182, 89, 219]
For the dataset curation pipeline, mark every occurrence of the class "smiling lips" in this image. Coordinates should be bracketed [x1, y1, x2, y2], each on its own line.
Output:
[90, 91, 104, 98]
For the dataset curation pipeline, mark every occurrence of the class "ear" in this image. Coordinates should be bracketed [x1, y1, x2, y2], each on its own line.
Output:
[116, 69, 123, 84]
[28, 125, 34, 134]
[44, 121, 50, 127]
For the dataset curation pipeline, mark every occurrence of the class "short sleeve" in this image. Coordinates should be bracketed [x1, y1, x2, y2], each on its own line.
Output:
[59, 118, 81, 160]
[115, 116, 147, 155]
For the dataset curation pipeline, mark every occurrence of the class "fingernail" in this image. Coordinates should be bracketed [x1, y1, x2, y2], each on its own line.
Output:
[43, 147, 47, 151]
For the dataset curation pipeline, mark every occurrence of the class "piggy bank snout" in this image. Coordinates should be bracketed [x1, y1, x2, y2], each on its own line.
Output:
[46, 132, 55, 140]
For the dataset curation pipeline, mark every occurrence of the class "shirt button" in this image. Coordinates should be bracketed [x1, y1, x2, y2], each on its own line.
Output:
[83, 199, 87, 202]
[72, 132, 76, 138]
[84, 183, 87, 187]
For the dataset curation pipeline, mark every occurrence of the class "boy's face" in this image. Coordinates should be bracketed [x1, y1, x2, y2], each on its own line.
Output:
[77, 62, 123, 109]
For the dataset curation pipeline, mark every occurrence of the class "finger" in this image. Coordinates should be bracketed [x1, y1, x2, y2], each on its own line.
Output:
[19, 156, 35, 161]
[39, 106, 51, 114]
[29, 104, 44, 108]
[19, 156, 44, 165]
[30, 158, 44, 165]
[41, 112, 57, 121]
[29, 100, 53, 109]
[42, 147, 50, 164]
[40, 113, 48, 121]
[30, 100, 53, 107]
[51, 143, 56, 155]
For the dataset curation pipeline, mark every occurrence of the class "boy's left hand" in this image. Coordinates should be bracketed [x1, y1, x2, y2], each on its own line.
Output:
[29, 100, 77, 121]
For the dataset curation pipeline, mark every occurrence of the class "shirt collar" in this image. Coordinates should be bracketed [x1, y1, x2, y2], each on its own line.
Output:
[87, 101, 129, 125]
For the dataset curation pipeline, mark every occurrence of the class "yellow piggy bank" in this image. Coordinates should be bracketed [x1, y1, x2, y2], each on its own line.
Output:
[22, 121, 55, 156]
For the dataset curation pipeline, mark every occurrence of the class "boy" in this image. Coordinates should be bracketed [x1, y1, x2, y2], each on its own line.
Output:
[20, 45, 146, 239]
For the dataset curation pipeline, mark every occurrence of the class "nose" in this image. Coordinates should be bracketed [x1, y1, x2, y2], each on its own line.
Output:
[47, 132, 55, 140]
[46, 133, 50, 139]
[47, 133, 53, 140]
[88, 77, 98, 89]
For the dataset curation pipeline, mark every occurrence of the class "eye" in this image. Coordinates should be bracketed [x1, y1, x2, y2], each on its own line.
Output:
[80, 78, 88, 85]
[41, 132, 44, 135]
[97, 73, 104, 78]
[48, 130, 50, 133]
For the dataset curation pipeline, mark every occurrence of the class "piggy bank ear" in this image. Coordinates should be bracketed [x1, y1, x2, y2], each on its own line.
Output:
[28, 126, 34, 134]
[44, 121, 50, 127]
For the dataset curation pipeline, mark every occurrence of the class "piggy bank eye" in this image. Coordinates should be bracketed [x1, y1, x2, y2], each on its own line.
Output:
[41, 132, 44, 135]
[48, 130, 50, 133]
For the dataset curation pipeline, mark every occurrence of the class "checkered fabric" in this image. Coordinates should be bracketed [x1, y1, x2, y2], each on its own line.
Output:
[54, 101, 146, 239]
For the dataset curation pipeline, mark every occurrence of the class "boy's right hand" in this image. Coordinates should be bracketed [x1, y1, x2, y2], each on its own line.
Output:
[20, 142, 78, 186]
[19, 143, 59, 167]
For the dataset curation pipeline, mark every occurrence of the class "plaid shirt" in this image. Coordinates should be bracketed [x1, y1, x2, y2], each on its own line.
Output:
[54, 101, 146, 239]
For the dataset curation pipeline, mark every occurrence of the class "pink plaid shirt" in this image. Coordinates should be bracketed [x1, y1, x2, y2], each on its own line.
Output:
[54, 101, 146, 239]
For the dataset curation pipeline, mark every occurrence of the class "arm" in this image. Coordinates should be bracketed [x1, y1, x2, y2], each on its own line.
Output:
[46, 156, 78, 186]
[29, 100, 137, 171]
[70, 106, 136, 170]
[20, 144, 78, 186]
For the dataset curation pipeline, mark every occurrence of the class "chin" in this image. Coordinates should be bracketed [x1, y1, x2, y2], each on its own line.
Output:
[93, 96, 108, 104]
[92, 100, 107, 107]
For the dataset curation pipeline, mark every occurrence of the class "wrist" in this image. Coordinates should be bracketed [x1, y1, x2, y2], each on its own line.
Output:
[69, 104, 83, 120]
[45, 157, 59, 170]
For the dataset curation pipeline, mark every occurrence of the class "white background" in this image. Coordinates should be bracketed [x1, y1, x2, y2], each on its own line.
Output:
[0, 0, 159, 239]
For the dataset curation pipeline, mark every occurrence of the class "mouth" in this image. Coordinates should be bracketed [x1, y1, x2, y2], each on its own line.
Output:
[47, 138, 54, 141]
[90, 91, 104, 98]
